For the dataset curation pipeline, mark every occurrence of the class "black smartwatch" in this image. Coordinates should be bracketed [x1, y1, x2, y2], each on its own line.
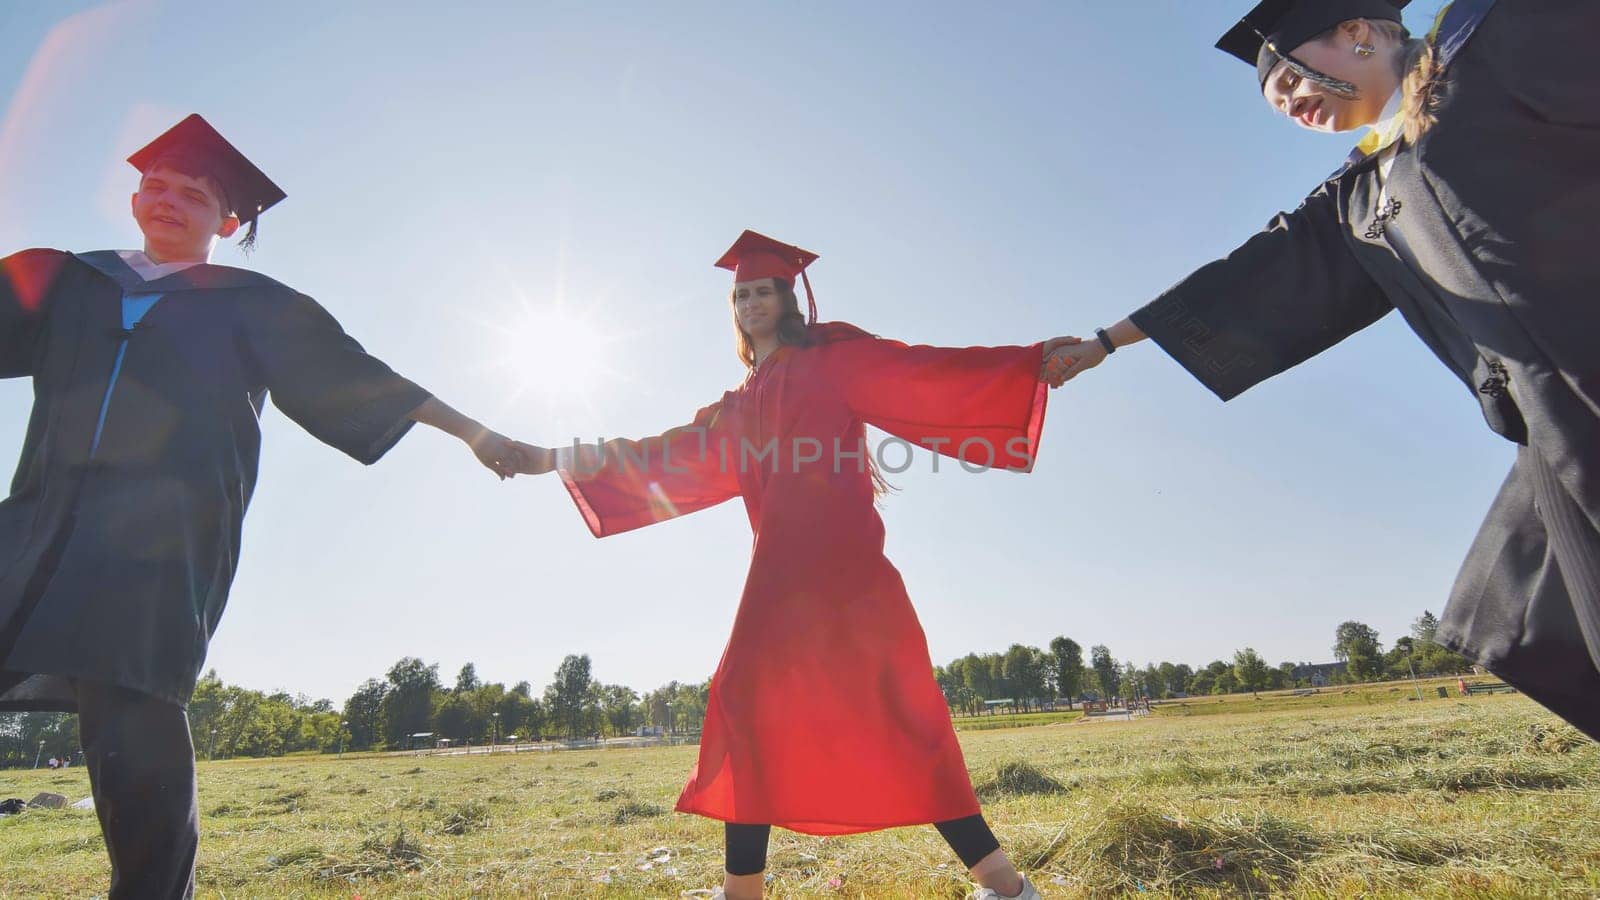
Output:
[1094, 327, 1116, 354]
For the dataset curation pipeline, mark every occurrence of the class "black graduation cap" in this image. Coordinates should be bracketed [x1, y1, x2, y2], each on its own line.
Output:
[127, 114, 286, 250]
[1217, 0, 1411, 90]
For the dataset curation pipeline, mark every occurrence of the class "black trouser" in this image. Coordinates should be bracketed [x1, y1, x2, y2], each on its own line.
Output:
[0, 672, 198, 899]
[724, 814, 1001, 876]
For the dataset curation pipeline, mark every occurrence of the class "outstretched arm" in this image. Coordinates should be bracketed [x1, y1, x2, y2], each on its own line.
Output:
[408, 396, 523, 480]
[243, 290, 526, 479]
[507, 400, 740, 538]
[817, 325, 1053, 471]
[1043, 183, 1389, 399]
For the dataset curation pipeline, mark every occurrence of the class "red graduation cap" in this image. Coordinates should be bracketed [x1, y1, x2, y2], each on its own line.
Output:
[714, 230, 821, 324]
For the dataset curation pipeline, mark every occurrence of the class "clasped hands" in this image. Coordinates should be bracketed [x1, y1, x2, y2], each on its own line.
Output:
[466, 433, 558, 480]
[1039, 335, 1108, 388]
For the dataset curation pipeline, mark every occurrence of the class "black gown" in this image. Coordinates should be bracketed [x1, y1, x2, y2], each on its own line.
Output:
[1130, 0, 1600, 734]
[0, 249, 430, 710]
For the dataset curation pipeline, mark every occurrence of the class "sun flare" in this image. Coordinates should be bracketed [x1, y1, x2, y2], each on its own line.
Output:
[497, 307, 612, 401]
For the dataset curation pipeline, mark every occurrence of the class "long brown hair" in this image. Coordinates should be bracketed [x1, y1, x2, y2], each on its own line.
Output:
[1399, 35, 1442, 143]
[728, 279, 893, 499]
[1353, 18, 1444, 143]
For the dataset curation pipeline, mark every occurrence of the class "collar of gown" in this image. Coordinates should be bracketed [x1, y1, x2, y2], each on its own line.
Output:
[1351, 90, 1406, 160]
[117, 249, 204, 283]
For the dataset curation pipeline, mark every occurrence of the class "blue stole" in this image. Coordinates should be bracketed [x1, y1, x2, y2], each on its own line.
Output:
[75, 250, 281, 459]
[90, 293, 165, 457]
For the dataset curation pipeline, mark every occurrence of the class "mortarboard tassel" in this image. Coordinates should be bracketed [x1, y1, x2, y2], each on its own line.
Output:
[1279, 52, 1361, 99]
[1255, 28, 1361, 100]
[800, 266, 817, 325]
[237, 217, 259, 254]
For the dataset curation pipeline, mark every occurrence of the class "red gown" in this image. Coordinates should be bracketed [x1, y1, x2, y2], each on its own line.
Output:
[559, 323, 1047, 835]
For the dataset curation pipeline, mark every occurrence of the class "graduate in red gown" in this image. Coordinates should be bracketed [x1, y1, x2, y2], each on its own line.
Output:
[517, 231, 1073, 899]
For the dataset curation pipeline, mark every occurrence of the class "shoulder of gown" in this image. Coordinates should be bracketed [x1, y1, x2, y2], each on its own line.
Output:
[805, 321, 875, 346]
[1, 248, 73, 302]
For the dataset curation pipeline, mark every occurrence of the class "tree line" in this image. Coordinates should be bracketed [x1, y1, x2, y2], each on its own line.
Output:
[935, 611, 1470, 714]
[0, 653, 708, 767]
[330, 655, 711, 755]
[2, 610, 1469, 765]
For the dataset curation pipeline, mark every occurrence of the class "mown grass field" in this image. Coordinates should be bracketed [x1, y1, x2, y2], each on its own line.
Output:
[2, 688, 1595, 898]
[951, 710, 1083, 731]
[1150, 675, 1479, 718]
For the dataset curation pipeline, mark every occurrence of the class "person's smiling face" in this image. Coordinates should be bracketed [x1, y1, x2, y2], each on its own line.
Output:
[130, 165, 237, 261]
[1262, 22, 1397, 133]
[733, 277, 782, 341]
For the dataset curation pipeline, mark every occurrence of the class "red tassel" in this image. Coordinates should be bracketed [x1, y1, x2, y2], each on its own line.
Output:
[800, 268, 817, 325]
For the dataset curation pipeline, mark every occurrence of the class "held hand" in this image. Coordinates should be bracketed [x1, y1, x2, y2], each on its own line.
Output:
[507, 441, 558, 476]
[1039, 336, 1083, 384]
[1042, 335, 1083, 358]
[1042, 337, 1108, 388]
[467, 430, 523, 480]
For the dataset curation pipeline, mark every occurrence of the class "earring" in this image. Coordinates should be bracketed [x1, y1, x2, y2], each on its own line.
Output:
[1355, 42, 1377, 57]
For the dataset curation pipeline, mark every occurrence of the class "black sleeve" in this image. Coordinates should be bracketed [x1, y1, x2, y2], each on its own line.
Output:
[0, 249, 69, 379]
[1129, 184, 1392, 401]
[244, 291, 432, 464]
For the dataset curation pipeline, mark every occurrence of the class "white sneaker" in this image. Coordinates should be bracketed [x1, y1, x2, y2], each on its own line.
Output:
[968, 876, 1042, 900]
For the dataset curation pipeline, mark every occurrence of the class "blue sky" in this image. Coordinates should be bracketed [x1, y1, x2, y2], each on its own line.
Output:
[0, 1, 1506, 701]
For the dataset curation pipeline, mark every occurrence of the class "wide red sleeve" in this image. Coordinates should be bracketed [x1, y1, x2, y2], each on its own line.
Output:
[557, 398, 741, 537]
[814, 323, 1048, 471]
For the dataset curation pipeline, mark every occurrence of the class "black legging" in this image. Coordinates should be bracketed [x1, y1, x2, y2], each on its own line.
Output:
[77, 680, 199, 900]
[0, 672, 198, 899]
[725, 815, 1000, 876]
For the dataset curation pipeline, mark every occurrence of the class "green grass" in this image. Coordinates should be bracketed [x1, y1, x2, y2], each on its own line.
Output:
[1151, 675, 1479, 718]
[953, 710, 1084, 731]
[1, 691, 1595, 897]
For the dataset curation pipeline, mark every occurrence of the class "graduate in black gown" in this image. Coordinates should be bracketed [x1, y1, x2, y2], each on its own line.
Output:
[1046, 0, 1600, 736]
[0, 114, 526, 898]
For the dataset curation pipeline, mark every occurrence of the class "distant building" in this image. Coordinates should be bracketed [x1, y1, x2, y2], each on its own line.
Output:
[1290, 662, 1348, 687]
